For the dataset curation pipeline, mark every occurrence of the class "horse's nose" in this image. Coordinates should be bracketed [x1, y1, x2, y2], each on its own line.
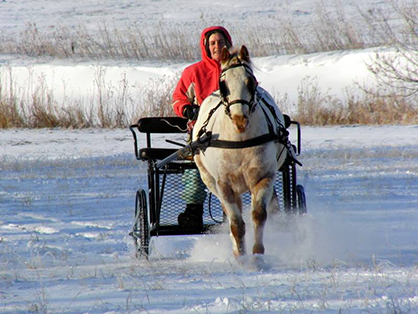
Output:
[231, 114, 249, 133]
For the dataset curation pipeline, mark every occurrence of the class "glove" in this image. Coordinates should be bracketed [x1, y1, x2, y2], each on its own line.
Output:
[182, 105, 200, 120]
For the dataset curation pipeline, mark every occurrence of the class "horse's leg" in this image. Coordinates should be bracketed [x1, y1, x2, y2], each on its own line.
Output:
[194, 155, 217, 194]
[251, 175, 275, 255]
[196, 156, 246, 257]
[218, 181, 246, 257]
[267, 189, 280, 215]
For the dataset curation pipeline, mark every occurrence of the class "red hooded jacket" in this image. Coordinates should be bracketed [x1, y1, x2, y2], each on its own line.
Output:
[172, 26, 232, 117]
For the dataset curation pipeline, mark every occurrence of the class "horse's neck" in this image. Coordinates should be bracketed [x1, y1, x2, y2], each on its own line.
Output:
[247, 103, 271, 135]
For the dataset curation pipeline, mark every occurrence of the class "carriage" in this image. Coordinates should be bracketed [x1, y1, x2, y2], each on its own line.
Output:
[129, 115, 307, 259]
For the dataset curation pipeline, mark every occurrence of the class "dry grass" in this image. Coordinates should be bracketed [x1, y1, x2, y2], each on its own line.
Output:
[1, 23, 201, 62]
[0, 2, 394, 62]
[2, 68, 416, 128]
[287, 78, 418, 126]
[0, 67, 178, 128]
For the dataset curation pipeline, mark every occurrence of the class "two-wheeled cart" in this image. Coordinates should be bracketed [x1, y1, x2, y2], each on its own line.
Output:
[129, 116, 306, 258]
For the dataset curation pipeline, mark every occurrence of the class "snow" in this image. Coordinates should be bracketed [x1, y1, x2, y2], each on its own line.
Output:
[0, 49, 379, 115]
[2, 125, 418, 313]
[0, 0, 394, 37]
[1, 0, 418, 313]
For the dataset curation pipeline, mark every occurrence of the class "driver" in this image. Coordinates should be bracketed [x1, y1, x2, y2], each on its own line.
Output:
[172, 26, 232, 230]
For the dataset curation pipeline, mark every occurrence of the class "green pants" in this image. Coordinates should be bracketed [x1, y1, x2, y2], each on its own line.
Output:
[181, 169, 207, 204]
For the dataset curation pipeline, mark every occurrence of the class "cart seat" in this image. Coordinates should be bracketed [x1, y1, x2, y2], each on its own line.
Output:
[137, 117, 188, 134]
[130, 117, 188, 161]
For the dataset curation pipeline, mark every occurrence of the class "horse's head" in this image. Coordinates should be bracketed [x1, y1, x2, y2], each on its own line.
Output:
[219, 45, 257, 133]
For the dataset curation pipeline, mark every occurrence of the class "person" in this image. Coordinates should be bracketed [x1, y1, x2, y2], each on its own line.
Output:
[172, 26, 233, 230]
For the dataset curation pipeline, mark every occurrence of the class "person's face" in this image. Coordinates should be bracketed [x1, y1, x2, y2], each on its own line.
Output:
[208, 33, 226, 62]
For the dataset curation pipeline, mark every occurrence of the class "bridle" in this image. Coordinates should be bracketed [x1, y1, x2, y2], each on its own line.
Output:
[219, 60, 258, 118]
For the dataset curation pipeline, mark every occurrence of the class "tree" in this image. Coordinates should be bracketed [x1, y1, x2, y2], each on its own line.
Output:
[366, 1, 418, 99]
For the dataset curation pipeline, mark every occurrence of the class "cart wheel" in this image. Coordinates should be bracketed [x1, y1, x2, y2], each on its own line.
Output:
[296, 185, 307, 215]
[133, 189, 150, 259]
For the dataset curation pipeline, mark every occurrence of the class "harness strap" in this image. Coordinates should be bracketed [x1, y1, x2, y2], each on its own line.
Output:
[195, 93, 289, 151]
[209, 133, 276, 149]
[257, 90, 286, 131]
[196, 100, 223, 138]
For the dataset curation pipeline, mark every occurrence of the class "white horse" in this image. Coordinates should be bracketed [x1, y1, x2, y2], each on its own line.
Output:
[192, 46, 289, 258]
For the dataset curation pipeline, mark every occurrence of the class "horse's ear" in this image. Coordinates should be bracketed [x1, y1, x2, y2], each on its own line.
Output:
[239, 45, 250, 62]
[221, 46, 230, 63]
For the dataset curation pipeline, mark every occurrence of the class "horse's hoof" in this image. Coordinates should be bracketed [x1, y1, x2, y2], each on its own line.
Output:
[234, 254, 269, 271]
[234, 254, 248, 266]
[248, 254, 270, 271]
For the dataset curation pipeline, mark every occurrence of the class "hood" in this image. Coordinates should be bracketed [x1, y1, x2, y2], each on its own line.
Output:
[200, 26, 232, 64]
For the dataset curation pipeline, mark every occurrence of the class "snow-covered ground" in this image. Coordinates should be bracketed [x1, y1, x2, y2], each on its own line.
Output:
[1, 125, 418, 313]
[1, 0, 418, 313]
[0, 0, 396, 38]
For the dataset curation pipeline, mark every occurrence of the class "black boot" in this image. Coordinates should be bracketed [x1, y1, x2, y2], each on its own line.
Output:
[178, 204, 204, 230]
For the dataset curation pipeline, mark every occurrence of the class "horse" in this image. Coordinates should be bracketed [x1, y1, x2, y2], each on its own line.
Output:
[192, 45, 289, 259]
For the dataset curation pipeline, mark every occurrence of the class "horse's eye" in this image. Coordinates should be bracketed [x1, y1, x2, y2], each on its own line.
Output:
[220, 80, 229, 97]
[246, 78, 256, 93]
